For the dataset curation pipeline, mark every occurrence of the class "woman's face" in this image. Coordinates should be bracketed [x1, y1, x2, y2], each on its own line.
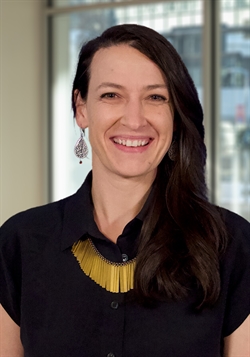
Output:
[76, 44, 174, 181]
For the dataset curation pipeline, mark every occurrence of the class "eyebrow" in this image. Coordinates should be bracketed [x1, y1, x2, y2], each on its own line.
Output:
[96, 82, 168, 91]
[96, 82, 124, 90]
[145, 84, 168, 90]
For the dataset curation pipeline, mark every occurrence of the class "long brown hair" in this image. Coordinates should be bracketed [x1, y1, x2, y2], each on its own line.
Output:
[72, 24, 228, 308]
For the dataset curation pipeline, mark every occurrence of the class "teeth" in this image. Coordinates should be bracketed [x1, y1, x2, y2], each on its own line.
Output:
[113, 138, 149, 147]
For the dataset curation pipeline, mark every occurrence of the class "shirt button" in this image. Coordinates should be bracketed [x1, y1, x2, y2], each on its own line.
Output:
[111, 301, 119, 309]
[122, 253, 128, 262]
[107, 353, 115, 357]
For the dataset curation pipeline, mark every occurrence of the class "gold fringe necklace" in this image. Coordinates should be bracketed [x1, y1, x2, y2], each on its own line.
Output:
[72, 238, 136, 293]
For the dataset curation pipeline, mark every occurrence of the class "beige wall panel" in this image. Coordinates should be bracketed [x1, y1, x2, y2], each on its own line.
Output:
[0, 1, 47, 225]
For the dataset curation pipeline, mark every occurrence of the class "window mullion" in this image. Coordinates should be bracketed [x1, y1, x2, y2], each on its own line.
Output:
[203, 0, 221, 203]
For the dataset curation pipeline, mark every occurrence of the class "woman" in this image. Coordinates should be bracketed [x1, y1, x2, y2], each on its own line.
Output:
[0, 24, 249, 357]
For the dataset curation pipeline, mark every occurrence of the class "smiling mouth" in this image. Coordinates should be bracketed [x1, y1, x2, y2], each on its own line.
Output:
[113, 138, 150, 147]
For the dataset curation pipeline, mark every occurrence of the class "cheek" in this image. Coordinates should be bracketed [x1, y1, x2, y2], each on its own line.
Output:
[152, 107, 174, 128]
[159, 119, 174, 138]
[90, 106, 121, 126]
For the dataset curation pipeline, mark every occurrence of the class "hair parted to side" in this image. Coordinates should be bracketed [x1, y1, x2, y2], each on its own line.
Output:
[72, 24, 228, 309]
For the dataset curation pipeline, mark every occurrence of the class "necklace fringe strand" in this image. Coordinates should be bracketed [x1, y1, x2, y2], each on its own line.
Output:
[72, 238, 136, 293]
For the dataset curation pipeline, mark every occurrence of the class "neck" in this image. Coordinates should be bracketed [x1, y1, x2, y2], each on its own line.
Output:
[91, 166, 155, 243]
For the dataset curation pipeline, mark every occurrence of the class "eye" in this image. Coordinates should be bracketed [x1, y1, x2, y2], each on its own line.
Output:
[100, 92, 118, 99]
[149, 94, 167, 101]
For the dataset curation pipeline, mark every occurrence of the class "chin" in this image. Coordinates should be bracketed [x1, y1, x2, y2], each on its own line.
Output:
[113, 166, 156, 180]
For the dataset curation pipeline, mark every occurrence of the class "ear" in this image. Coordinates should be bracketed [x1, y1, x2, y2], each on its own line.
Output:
[74, 90, 88, 129]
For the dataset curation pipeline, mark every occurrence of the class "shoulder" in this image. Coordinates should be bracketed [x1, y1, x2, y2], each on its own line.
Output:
[217, 207, 250, 268]
[0, 196, 71, 247]
[0, 172, 93, 245]
[219, 207, 250, 251]
[220, 207, 250, 232]
[0, 173, 93, 255]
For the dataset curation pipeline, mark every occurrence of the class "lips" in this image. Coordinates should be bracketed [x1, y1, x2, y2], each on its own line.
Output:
[112, 138, 150, 147]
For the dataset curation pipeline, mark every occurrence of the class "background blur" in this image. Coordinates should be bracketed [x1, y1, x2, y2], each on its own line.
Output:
[0, 0, 249, 224]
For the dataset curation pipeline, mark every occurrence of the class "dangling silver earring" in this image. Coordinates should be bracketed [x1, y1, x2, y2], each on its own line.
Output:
[168, 140, 177, 161]
[74, 129, 88, 164]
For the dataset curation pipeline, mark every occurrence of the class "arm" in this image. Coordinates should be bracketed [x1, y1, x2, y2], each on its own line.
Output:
[224, 315, 250, 357]
[0, 305, 24, 357]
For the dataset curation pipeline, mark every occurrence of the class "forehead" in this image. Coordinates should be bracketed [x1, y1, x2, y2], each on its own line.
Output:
[88, 44, 167, 87]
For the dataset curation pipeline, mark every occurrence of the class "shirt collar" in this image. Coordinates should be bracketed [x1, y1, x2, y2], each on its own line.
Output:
[60, 171, 95, 250]
[60, 171, 154, 250]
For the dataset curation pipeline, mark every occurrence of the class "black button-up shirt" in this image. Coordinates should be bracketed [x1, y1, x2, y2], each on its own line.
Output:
[1, 172, 250, 357]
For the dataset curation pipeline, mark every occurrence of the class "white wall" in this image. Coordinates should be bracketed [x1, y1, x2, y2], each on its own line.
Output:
[0, 1, 48, 225]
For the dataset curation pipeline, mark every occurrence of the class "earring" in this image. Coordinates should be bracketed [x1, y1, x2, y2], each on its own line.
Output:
[168, 140, 177, 161]
[74, 129, 88, 164]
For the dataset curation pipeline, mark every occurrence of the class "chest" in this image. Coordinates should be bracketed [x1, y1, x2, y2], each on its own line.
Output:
[20, 250, 224, 357]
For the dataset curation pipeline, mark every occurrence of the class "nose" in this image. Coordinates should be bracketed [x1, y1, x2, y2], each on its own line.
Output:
[120, 98, 147, 130]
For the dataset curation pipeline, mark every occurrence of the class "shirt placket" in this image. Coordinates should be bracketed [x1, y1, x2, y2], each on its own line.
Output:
[100, 292, 125, 357]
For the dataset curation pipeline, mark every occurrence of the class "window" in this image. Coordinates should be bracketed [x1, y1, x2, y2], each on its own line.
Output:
[48, 0, 250, 220]
[217, 0, 250, 219]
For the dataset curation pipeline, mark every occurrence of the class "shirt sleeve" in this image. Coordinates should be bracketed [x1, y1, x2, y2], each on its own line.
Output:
[221, 209, 250, 337]
[0, 215, 23, 325]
